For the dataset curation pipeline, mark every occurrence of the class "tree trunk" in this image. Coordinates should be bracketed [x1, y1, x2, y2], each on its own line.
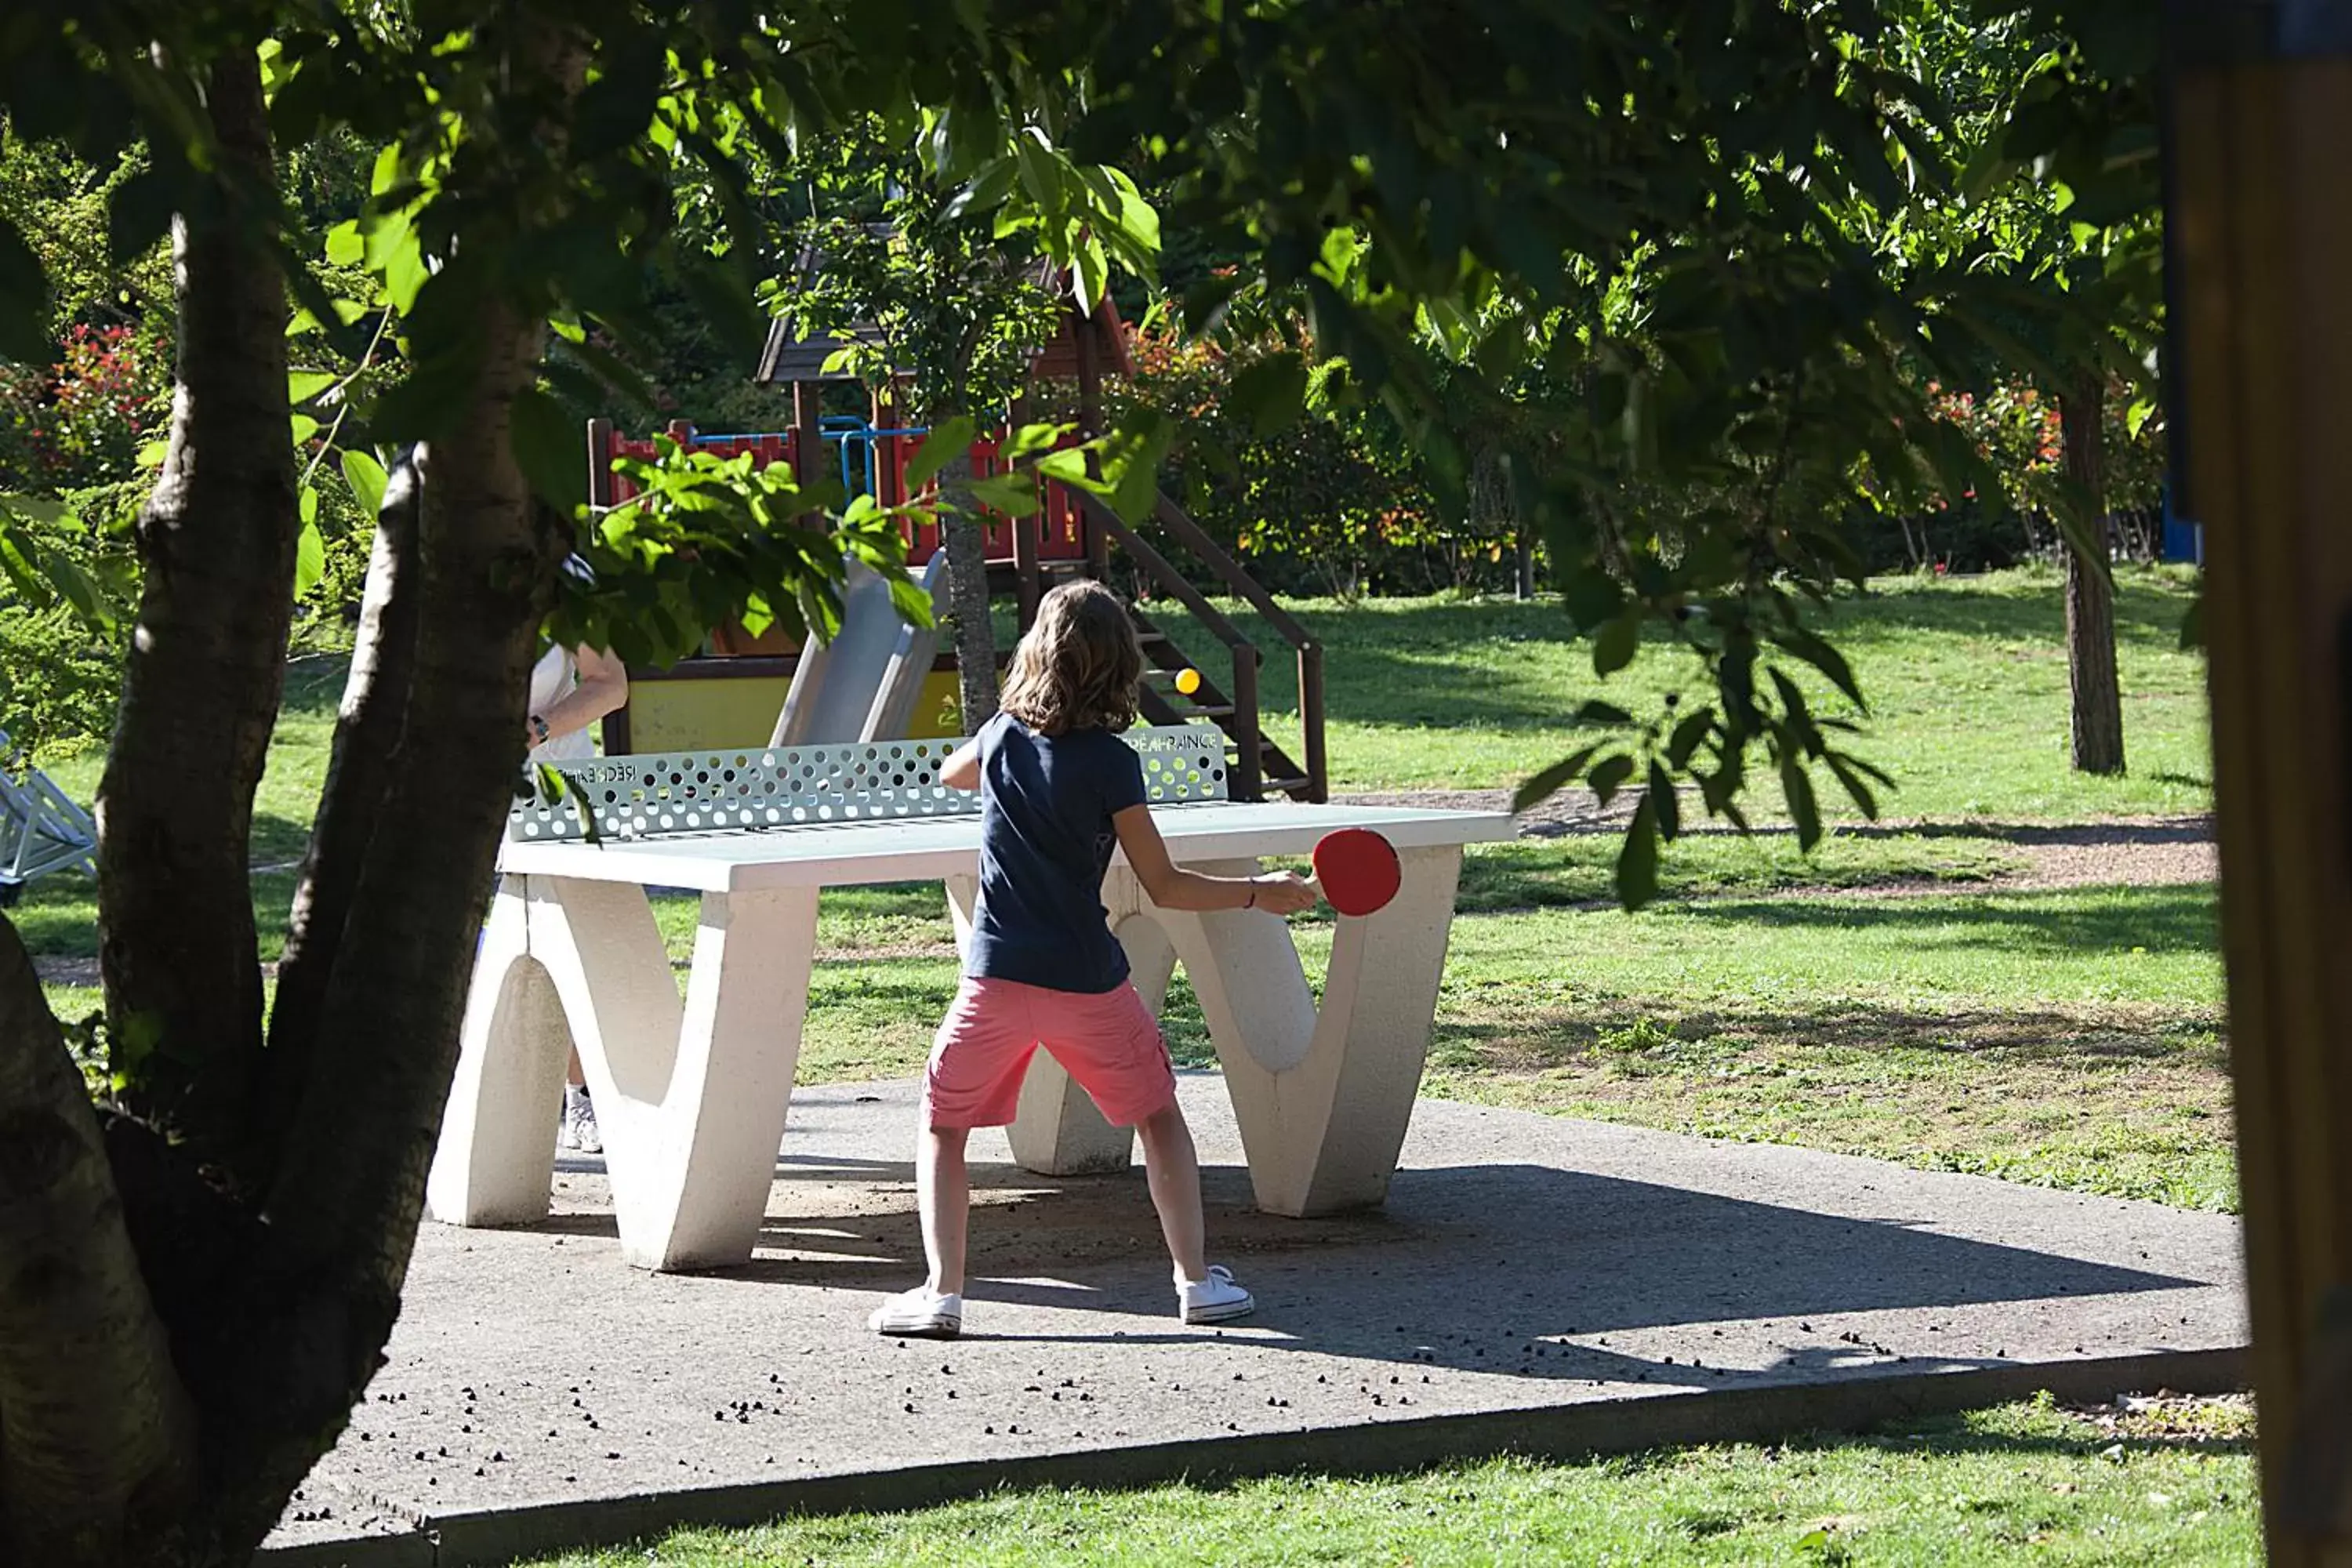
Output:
[1515, 531, 1535, 601]
[0, 920, 194, 1566]
[2060, 377, 2125, 775]
[17, 19, 582, 1565]
[93, 48, 297, 1163]
[940, 451, 1000, 733]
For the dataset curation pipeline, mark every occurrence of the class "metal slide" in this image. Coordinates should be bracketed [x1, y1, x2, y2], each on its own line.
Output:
[768, 548, 953, 746]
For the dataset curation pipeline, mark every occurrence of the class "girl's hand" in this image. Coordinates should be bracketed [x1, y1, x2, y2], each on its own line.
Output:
[1248, 873, 1317, 916]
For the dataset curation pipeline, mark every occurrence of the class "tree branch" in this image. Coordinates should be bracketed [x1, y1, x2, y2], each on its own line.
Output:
[0, 918, 194, 1565]
[263, 13, 588, 1308]
[256, 450, 427, 1176]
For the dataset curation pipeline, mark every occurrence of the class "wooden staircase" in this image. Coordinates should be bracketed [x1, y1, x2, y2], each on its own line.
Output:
[1040, 492, 1326, 804]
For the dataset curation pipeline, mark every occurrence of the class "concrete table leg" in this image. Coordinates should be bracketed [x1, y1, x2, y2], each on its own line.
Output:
[426, 875, 572, 1227]
[427, 874, 820, 1272]
[1150, 847, 1466, 1217]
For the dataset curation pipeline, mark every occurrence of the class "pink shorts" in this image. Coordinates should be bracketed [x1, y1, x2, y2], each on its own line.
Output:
[922, 976, 1178, 1131]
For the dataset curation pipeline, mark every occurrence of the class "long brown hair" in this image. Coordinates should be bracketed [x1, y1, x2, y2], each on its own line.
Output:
[999, 580, 1144, 735]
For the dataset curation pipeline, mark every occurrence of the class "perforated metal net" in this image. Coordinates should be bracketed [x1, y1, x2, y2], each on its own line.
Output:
[509, 725, 1229, 843]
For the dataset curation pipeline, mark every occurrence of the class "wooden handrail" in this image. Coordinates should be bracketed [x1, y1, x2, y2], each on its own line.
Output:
[1074, 494, 1256, 654]
[1150, 493, 1318, 652]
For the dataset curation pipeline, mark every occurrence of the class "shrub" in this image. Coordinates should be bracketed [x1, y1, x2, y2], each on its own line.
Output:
[0, 321, 172, 493]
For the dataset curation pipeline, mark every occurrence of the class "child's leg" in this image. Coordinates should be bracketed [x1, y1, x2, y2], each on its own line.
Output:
[1136, 1102, 1210, 1284]
[916, 1123, 972, 1297]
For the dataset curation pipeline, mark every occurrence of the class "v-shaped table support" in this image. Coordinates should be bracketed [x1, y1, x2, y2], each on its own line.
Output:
[430, 843, 1464, 1271]
[426, 874, 818, 1271]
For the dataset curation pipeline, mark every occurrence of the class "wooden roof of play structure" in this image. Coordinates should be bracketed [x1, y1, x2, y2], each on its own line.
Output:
[754, 250, 1132, 387]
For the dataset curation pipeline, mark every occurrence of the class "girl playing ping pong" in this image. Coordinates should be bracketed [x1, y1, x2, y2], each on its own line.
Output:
[869, 580, 1318, 1338]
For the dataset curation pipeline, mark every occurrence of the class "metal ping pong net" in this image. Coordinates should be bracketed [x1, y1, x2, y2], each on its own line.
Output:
[509, 724, 1231, 844]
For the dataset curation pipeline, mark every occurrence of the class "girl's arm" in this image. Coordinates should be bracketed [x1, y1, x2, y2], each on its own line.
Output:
[1112, 804, 1316, 914]
[528, 644, 630, 746]
[941, 739, 982, 791]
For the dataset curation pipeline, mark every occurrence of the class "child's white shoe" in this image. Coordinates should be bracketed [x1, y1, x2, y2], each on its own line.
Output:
[1178, 1265, 1254, 1325]
[869, 1287, 963, 1338]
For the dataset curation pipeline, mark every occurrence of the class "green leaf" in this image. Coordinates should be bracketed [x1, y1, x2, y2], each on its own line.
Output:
[1668, 706, 1716, 770]
[325, 219, 365, 268]
[885, 572, 938, 628]
[1073, 236, 1109, 311]
[1648, 761, 1681, 841]
[1181, 273, 1244, 337]
[1003, 422, 1072, 460]
[1615, 795, 1660, 910]
[295, 486, 325, 598]
[1559, 568, 1622, 634]
[1574, 699, 1633, 727]
[1773, 626, 1867, 712]
[295, 524, 325, 598]
[1592, 612, 1640, 677]
[510, 387, 588, 517]
[572, 49, 666, 161]
[289, 413, 321, 445]
[564, 337, 658, 412]
[108, 165, 176, 268]
[963, 470, 1040, 517]
[1769, 669, 1821, 757]
[0, 215, 51, 361]
[289, 369, 339, 405]
[1512, 743, 1601, 813]
[1780, 757, 1824, 851]
[907, 415, 978, 490]
[1230, 351, 1309, 438]
[1588, 753, 1635, 806]
[341, 448, 388, 519]
[1824, 751, 1883, 821]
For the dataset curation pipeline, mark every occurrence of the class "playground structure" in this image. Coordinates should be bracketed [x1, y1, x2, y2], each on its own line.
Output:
[0, 728, 96, 907]
[589, 286, 1328, 802]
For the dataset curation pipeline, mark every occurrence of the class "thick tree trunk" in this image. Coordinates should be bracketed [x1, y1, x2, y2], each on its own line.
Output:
[93, 49, 297, 1160]
[941, 452, 1000, 733]
[2060, 378, 2125, 775]
[0, 920, 194, 1566]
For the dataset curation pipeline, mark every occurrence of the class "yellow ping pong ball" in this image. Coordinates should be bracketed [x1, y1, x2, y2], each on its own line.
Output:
[1174, 668, 1202, 696]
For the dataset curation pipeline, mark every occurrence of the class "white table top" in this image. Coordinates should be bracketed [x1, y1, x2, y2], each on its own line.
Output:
[497, 800, 1517, 894]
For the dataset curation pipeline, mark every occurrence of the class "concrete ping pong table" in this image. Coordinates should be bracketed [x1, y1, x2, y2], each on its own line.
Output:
[426, 728, 1515, 1272]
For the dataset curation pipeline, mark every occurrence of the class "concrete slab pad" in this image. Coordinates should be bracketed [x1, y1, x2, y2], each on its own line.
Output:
[261, 1075, 2246, 1566]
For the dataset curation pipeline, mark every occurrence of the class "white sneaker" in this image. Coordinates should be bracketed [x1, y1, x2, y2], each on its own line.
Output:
[563, 1085, 602, 1156]
[1179, 1265, 1255, 1325]
[869, 1287, 963, 1338]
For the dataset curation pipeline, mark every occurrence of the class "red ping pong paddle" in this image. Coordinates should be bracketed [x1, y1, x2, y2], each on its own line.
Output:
[1312, 827, 1402, 916]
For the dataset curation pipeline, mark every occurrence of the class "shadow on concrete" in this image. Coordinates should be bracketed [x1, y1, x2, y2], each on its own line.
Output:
[527, 1152, 2206, 1396]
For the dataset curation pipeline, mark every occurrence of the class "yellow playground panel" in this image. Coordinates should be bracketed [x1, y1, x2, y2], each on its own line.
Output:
[613, 666, 968, 754]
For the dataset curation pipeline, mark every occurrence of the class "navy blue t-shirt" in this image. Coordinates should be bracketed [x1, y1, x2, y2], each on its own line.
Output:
[965, 712, 1148, 993]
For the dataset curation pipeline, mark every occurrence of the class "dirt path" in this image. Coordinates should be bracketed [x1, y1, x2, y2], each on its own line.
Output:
[1340, 789, 2217, 893]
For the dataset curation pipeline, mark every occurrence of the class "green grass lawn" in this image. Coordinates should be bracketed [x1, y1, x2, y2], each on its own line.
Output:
[1158, 564, 2209, 815]
[523, 1395, 2257, 1567]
